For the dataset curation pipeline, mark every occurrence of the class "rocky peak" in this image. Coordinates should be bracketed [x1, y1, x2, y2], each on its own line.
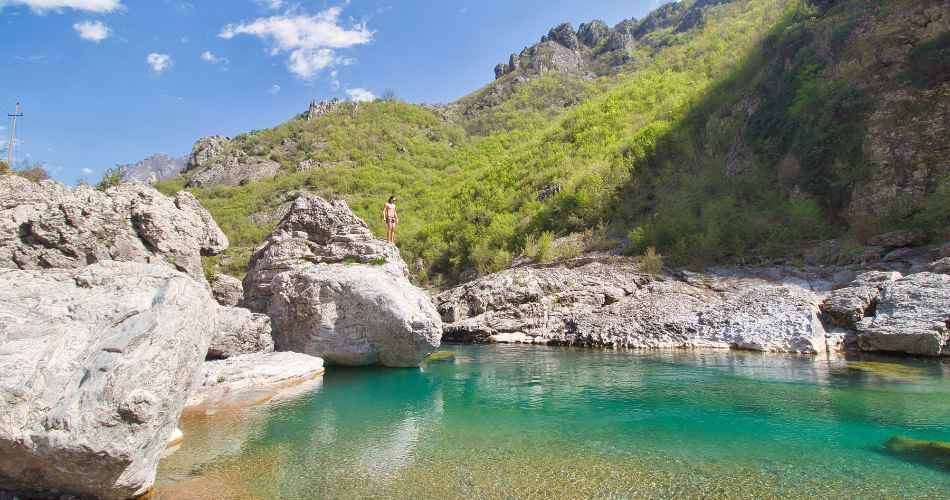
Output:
[542, 22, 580, 49]
[578, 20, 610, 47]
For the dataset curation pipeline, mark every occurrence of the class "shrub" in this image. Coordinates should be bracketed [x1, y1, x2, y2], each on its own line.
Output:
[583, 223, 615, 252]
[640, 247, 664, 276]
[535, 231, 555, 263]
[472, 243, 512, 275]
[625, 227, 648, 255]
[0, 159, 9, 175]
[15, 165, 49, 183]
[556, 239, 583, 260]
[906, 31, 950, 89]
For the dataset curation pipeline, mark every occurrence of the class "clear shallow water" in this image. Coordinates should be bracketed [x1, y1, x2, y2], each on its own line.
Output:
[156, 346, 950, 499]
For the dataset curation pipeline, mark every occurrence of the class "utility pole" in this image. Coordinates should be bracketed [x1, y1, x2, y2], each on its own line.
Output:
[7, 102, 23, 167]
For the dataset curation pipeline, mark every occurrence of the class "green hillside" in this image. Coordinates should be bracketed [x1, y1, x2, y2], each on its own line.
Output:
[156, 0, 950, 283]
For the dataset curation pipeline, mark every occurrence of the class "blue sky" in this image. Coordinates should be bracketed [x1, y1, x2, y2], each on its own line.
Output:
[0, 0, 663, 184]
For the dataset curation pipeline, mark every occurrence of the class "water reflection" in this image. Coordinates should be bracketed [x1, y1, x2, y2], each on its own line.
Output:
[157, 345, 950, 499]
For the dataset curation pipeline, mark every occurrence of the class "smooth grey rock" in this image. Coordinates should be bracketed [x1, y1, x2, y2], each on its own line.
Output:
[242, 195, 407, 313]
[436, 261, 827, 354]
[186, 352, 324, 411]
[930, 257, 950, 274]
[269, 265, 442, 367]
[208, 307, 274, 359]
[856, 272, 950, 356]
[210, 273, 244, 306]
[0, 176, 227, 283]
[0, 262, 214, 499]
[867, 229, 926, 248]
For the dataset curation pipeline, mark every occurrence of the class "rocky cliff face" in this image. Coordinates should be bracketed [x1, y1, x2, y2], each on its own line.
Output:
[184, 135, 282, 188]
[0, 175, 228, 283]
[491, 0, 725, 80]
[116, 153, 187, 184]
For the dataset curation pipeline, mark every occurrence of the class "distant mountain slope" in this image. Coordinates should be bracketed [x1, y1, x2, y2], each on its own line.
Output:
[154, 0, 949, 282]
[116, 153, 186, 184]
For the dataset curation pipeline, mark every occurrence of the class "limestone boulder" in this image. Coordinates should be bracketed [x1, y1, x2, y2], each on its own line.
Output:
[930, 257, 950, 274]
[269, 265, 442, 367]
[866, 229, 926, 249]
[242, 195, 407, 313]
[210, 273, 244, 306]
[0, 175, 227, 283]
[0, 262, 215, 499]
[208, 307, 274, 360]
[856, 272, 950, 356]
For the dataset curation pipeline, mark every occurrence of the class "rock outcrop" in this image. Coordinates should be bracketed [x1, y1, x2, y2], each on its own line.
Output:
[0, 262, 215, 499]
[822, 271, 903, 327]
[210, 273, 244, 306]
[184, 135, 282, 188]
[854, 272, 950, 356]
[242, 195, 407, 313]
[269, 265, 442, 367]
[0, 176, 227, 283]
[208, 307, 274, 360]
[186, 352, 325, 412]
[436, 260, 829, 354]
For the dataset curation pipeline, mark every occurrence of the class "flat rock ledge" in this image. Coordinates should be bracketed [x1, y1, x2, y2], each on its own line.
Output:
[185, 352, 326, 414]
[0, 262, 214, 500]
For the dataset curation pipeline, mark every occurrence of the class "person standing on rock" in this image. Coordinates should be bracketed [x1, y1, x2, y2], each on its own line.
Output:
[383, 195, 399, 244]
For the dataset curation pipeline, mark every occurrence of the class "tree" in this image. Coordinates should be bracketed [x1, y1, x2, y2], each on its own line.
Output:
[97, 166, 124, 191]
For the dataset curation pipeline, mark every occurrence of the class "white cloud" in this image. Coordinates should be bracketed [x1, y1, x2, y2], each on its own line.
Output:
[329, 69, 340, 90]
[346, 88, 375, 102]
[268, 84, 281, 94]
[255, 0, 281, 10]
[147, 53, 172, 74]
[73, 20, 110, 42]
[219, 6, 372, 79]
[81, 167, 94, 174]
[200, 50, 228, 65]
[0, 0, 123, 13]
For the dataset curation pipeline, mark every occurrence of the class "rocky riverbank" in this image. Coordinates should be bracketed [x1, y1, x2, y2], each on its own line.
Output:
[436, 238, 950, 357]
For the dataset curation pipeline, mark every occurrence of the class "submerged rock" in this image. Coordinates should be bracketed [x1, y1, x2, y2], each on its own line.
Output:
[0, 262, 214, 499]
[856, 272, 950, 356]
[186, 352, 325, 412]
[883, 436, 950, 471]
[269, 265, 442, 367]
[242, 195, 407, 313]
[0, 176, 227, 283]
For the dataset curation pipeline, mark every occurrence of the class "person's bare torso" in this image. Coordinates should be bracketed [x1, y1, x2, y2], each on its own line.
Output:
[384, 203, 397, 222]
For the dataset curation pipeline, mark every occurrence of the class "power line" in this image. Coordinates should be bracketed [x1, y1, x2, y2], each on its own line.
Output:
[7, 102, 23, 167]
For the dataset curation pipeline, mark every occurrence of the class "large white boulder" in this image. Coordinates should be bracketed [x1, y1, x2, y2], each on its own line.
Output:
[0, 262, 215, 499]
[269, 265, 442, 367]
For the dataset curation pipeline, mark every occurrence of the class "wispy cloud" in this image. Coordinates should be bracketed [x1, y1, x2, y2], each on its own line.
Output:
[346, 87, 375, 102]
[147, 52, 173, 74]
[73, 20, 110, 42]
[200, 50, 228, 65]
[0, 0, 124, 13]
[81, 167, 94, 174]
[268, 84, 281, 94]
[255, 0, 282, 10]
[219, 6, 372, 79]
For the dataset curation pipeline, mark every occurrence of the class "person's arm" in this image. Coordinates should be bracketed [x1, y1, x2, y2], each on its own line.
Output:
[382, 205, 387, 222]
[394, 207, 399, 224]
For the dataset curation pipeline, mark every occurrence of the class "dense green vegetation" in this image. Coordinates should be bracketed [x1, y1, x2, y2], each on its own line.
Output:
[155, 0, 948, 282]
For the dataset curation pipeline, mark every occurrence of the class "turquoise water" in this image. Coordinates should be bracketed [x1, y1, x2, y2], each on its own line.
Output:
[157, 345, 950, 499]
